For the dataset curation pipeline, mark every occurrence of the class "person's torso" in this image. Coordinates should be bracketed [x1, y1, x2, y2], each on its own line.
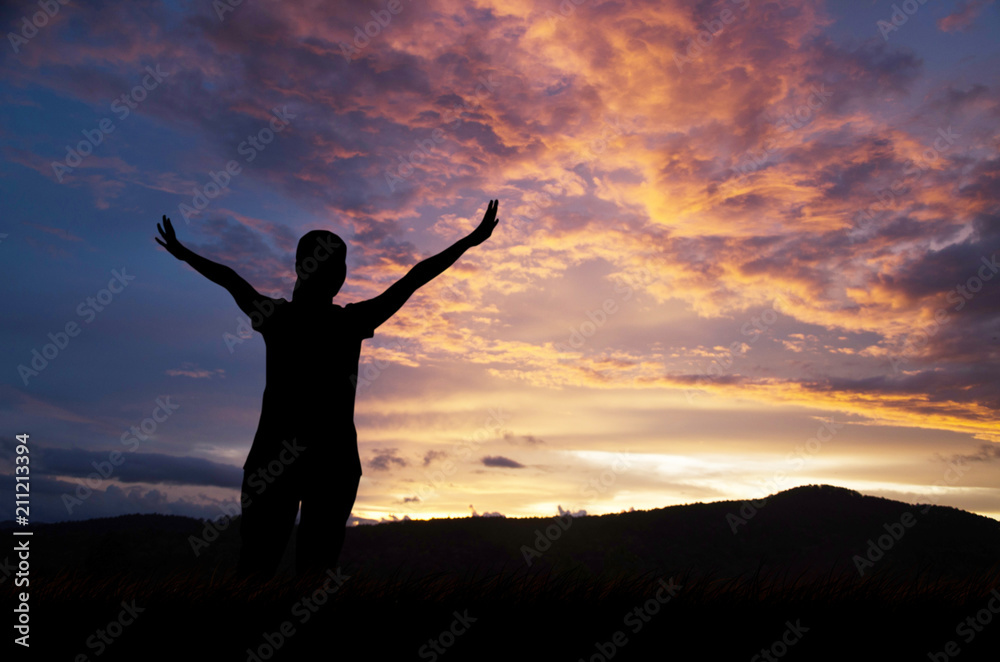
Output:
[245, 298, 370, 473]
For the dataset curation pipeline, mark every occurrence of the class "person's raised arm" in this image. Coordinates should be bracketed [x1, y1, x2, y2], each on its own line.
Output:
[356, 199, 499, 330]
[155, 215, 270, 321]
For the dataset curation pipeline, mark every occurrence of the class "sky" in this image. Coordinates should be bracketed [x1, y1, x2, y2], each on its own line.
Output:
[1, 0, 998, 527]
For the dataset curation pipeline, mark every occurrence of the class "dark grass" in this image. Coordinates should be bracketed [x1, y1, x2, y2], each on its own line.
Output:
[13, 560, 1000, 660]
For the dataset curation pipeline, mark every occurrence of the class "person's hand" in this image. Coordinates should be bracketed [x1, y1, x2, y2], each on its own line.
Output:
[155, 215, 187, 260]
[467, 199, 499, 246]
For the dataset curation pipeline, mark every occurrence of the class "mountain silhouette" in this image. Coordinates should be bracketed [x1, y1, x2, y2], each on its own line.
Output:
[4, 484, 997, 579]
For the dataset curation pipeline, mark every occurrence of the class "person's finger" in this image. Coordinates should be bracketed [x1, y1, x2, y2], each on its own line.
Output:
[155, 237, 166, 247]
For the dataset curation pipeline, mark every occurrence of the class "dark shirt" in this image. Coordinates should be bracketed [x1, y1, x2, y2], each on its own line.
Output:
[243, 297, 374, 476]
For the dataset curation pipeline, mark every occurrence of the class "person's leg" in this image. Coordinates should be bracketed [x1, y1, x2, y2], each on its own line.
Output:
[237, 464, 301, 580]
[296, 471, 361, 577]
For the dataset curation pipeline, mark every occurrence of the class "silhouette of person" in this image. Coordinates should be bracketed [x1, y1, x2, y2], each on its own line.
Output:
[155, 200, 500, 578]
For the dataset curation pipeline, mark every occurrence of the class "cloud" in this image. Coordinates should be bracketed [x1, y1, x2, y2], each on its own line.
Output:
[369, 448, 408, 471]
[482, 455, 524, 468]
[558, 505, 587, 518]
[165, 362, 225, 379]
[937, 0, 995, 33]
[469, 504, 505, 517]
[20, 221, 84, 242]
[380, 514, 412, 522]
[422, 450, 447, 466]
[929, 84, 992, 114]
[504, 432, 545, 445]
[35, 447, 243, 488]
[0, 473, 240, 523]
[945, 444, 1000, 464]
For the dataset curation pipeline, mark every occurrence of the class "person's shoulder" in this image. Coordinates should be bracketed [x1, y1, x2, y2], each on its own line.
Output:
[251, 296, 289, 332]
[339, 301, 376, 339]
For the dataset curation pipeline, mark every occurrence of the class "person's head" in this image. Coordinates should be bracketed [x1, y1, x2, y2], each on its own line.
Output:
[293, 230, 346, 300]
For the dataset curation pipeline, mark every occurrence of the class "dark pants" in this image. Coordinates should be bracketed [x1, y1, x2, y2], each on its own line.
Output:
[237, 457, 360, 579]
